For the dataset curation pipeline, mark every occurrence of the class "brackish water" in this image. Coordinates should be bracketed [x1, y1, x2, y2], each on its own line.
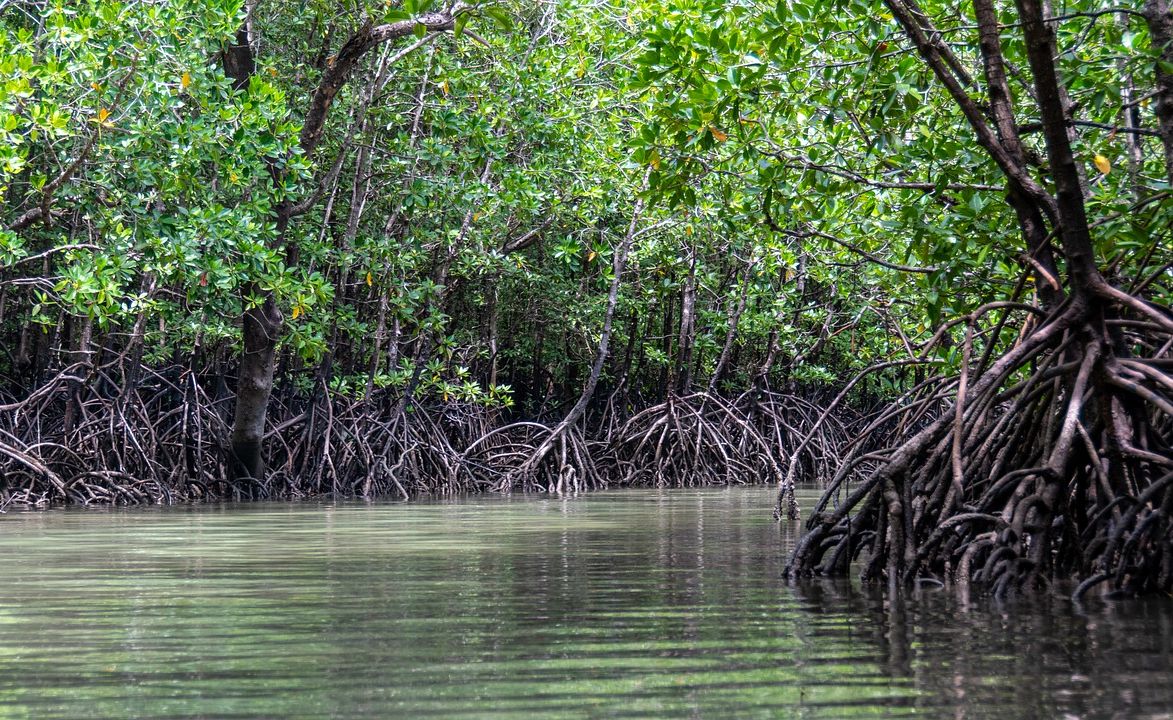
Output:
[0, 487, 1171, 719]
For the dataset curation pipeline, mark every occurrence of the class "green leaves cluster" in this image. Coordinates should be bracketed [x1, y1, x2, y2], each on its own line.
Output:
[6, 0, 1166, 414]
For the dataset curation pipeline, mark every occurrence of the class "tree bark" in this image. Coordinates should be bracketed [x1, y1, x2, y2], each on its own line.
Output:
[708, 260, 753, 394]
[972, 0, 1064, 307]
[221, 26, 254, 91]
[1015, 0, 1102, 290]
[674, 243, 697, 395]
[1117, 12, 1146, 198]
[230, 290, 282, 483]
[884, 0, 1059, 222]
[1145, 0, 1173, 185]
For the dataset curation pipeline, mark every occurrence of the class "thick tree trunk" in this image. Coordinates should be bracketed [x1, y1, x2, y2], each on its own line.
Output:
[1015, 0, 1101, 289]
[973, 0, 1064, 307]
[221, 27, 254, 91]
[229, 291, 282, 483]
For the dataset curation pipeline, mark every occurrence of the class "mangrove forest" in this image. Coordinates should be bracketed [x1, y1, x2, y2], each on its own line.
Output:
[3, 0, 1173, 716]
[3, 0, 1173, 601]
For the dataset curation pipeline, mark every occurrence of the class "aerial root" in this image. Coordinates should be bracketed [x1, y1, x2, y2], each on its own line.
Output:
[456, 421, 603, 493]
[1, 358, 852, 506]
[600, 391, 850, 517]
[0, 356, 504, 505]
[0, 362, 230, 506]
[785, 295, 1173, 599]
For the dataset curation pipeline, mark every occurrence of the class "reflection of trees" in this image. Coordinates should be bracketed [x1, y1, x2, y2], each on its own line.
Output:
[790, 580, 1173, 718]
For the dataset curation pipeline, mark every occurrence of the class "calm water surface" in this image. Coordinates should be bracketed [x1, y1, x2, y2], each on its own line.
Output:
[0, 487, 1170, 719]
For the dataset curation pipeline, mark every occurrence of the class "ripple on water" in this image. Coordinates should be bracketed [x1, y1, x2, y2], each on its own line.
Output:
[0, 487, 1171, 719]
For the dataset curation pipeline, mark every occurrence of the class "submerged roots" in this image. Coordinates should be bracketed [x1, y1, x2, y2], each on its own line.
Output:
[786, 291, 1173, 599]
[453, 390, 851, 500]
[458, 421, 604, 493]
[0, 369, 850, 509]
[607, 391, 850, 519]
[0, 365, 501, 505]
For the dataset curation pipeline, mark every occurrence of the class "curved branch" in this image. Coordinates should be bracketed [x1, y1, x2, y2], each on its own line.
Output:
[300, 4, 469, 155]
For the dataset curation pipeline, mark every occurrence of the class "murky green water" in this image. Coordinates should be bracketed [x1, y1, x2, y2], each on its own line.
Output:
[0, 487, 1170, 719]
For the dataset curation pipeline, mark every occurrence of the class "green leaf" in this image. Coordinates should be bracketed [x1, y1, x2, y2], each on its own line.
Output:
[483, 6, 513, 31]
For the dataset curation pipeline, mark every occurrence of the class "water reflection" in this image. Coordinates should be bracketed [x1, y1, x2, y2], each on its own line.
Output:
[0, 488, 1169, 719]
[791, 578, 1173, 719]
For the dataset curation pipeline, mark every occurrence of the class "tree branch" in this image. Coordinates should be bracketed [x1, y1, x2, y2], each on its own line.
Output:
[299, 3, 468, 155]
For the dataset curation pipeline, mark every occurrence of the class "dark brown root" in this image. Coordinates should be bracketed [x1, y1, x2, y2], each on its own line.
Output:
[785, 292, 1173, 599]
[601, 391, 851, 519]
[0, 355, 501, 505]
[0, 357, 853, 508]
[456, 421, 605, 493]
